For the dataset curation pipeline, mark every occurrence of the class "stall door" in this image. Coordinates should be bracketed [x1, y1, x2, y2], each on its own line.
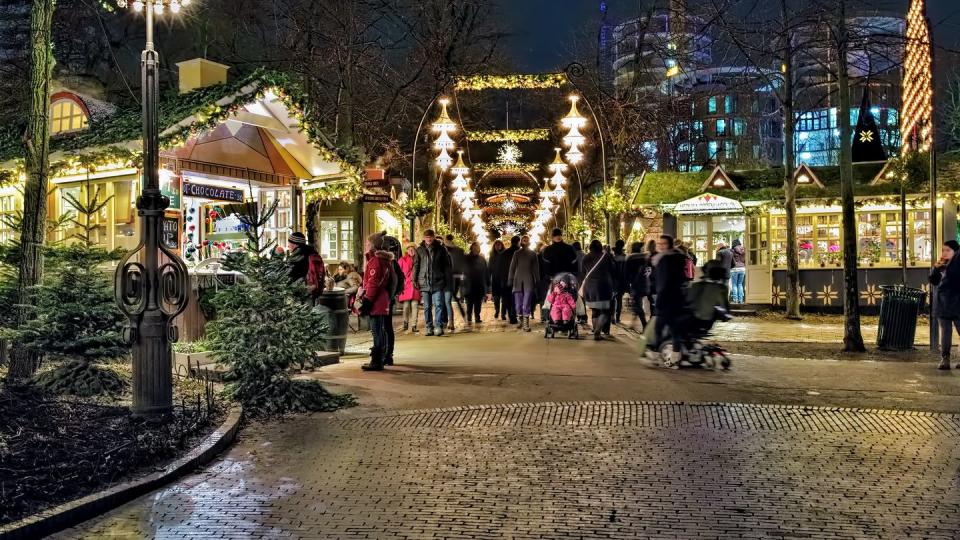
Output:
[745, 215, 771, 304]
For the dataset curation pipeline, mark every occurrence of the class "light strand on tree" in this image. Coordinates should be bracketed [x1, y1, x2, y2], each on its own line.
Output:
[901, 0, 933, 151]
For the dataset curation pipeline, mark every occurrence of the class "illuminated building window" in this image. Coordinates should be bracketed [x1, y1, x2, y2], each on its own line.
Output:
[50, 98, 89, 134]
[733, 119, 746, 136]
[725, 95, 736, 114]
[707, 97, 717, 114]
[716, 119, 727, 137]
[708, 141, 718, 158]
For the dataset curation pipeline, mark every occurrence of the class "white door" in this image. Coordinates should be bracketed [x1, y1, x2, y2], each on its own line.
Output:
[745, 215, 771, 304]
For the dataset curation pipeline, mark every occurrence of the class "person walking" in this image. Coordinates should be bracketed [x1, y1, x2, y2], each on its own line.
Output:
[463, 242, 490, 326]
[645, 239, 658, 317]
[580, 240, 615, 340]
[443, 235, 466, 333]
[541, 228, 579, 277]
[651, 235, 689, 364]
[624, 241, 650, 329]
[572, 241, 586, 274]
[493, 236, 521, 324]
[413, 229, 452, 336]
[358, 232, 396, 371]
[397, 244, 421, 333]
[729, 239, 746, 304]
[929, 240, 960, 370]
[508, 235, 540, 332]
[489, 240, 506, 319]
[611, 239, 628, 324]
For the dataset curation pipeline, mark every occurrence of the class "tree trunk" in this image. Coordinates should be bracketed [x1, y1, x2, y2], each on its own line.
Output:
[781, 0, 801, 320]
[836, 1, 865, 352]
[8, 0, 55, 382]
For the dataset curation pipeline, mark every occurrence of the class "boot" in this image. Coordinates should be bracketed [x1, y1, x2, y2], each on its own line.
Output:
[402, 322, 409, 332]
[938, 356, 951, 370]
[362, 347, 384, 371]
[523, 316, 531, 332]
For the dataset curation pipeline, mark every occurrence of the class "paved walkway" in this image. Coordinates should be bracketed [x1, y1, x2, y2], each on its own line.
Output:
[57, 307, 960, 539]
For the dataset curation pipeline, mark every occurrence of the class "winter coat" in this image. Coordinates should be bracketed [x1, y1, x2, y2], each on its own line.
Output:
[655, 249, 690, 316]
[447, 244, 467, 276]
[687, 279, 730, 322]
[541, 240, 579, 277]
[397, 254, 421, 303]
[624, 252, 650, 297]
[580, 251, 614, 308]
[546, 287, 576, 311]
[612, 250, 627, 292]
[287, 244, 318, 283]
[930, 257, 960, 320]
[491, 245, 518, 290]
[716, 247, 734, 271]
[463, 254, 490, 297]
[361, 249, 395, 316]
[508, 248, 540, 293]
[334, 271, 362, 296]
[413, 241, 451, 292]
[732, 245, 746, 268]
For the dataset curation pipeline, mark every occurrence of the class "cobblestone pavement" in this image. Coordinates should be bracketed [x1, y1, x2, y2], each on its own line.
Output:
[60, 402, 960, 539]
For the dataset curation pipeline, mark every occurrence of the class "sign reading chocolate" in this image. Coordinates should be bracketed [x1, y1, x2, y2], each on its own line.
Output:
[182, 181, 246, 202]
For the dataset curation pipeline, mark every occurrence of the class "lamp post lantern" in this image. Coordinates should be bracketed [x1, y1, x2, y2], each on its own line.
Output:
[114, 0, 191, 417]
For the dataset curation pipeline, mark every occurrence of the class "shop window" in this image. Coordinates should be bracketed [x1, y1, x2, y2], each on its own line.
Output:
[815, 215, 841, 265]
[707, 96, 717, 114]
[883, 212, 904, 263]
[857, 213, 881, 264]
[747, 216, 767, 265]
[319, 218, 354, 263]
[50, 98, 89, 135]
[681, 218, 709, 265]
[796, 216, 814, 265]
[261, 189, 293, 248]
[912, 210, 931, 263]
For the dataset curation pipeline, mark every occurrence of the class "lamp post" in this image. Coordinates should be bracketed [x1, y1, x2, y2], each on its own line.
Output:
[563, 62, 611, 242]
[114, 0, 191, 417]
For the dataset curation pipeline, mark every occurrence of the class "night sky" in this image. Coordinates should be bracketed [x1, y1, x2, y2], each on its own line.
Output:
[505, 0, 960, 73]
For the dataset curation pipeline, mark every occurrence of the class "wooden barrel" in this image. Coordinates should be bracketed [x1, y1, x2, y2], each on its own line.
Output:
[317, 288, 350, 354]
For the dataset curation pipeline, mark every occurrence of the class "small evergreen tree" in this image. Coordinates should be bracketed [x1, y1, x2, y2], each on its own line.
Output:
[206, 199, 354, 416]
[10, 176, 128, 396]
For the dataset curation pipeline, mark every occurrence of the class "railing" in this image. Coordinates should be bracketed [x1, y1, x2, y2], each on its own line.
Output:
[162, 156, 296, 187]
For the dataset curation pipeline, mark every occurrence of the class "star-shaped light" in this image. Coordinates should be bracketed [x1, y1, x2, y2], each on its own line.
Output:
[859, 130, 874, 143]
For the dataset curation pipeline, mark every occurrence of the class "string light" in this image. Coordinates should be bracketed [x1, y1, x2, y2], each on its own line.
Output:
[436, 148, 453, 171]
[450, 150, 469, 176]
[901, 0, 933, 151]
[434, 130, 455, 151]
[565, 147, 584, 165]
[548, 147, 568, 174]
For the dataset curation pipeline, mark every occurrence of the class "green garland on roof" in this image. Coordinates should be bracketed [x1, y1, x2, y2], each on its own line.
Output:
[466, 129, 551, 144]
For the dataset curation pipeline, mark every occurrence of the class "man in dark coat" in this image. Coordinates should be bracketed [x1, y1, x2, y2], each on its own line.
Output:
[624, 241, 650, 329]
[652, 234, 689, 364]
[443, 234, 467, 332]
[286, 231, 316, 283]
[491, 235, 520, 324]
[413, 229, 452, 336]
[541, 228, 579, 278]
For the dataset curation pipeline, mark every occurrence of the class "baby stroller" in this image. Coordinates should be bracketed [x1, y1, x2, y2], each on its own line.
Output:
[643, 261, 733, 369]
[541, 272, 585, 339]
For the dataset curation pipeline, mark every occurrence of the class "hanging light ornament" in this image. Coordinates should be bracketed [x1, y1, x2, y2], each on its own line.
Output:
[451, 174, 468, 190]
[540, 196, 554, 211]
[549, 169, 567, 190]
[431, 98, 457, 134]
[565, 147, 584, 165]
[548, 147, 568, 174]
[434, 130, 456, 151]
[436, 148, 453, 171]
[562, 95, 588, 130]
[451, 150, 470, 176]
[563, 124, 585, 149]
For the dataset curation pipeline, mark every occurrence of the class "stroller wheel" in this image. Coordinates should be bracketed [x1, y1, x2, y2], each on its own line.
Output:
[720, 355, 732, 370]
[703, 355, 716, 369]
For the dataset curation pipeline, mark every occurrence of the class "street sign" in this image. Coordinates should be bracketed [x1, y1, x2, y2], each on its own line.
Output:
[362, 193, 392, 203]
[364, 180, 388, 188]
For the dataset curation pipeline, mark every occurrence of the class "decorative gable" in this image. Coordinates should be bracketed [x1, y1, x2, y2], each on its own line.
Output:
[793, 163, 825, 188]
[699, 166, 739, 192]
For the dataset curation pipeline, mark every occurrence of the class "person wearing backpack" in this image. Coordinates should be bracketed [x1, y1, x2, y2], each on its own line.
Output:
[358, 232, 396, 371]
[287, 232, 323, 290]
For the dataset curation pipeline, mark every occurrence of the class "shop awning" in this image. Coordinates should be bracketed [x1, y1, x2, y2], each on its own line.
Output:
[673, 193, 744, 215]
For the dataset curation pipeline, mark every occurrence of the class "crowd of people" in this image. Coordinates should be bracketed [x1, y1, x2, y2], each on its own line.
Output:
[288, 224, 749, 371]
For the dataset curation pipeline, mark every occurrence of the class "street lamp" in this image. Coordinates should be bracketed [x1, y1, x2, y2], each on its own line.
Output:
[115, 0, 191, 417]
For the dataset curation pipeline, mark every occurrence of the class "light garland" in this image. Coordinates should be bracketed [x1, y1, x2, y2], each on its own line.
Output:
[454, 73, 568, 92]
[465, 129, 551, 143]
[902, 0, 933, 151]
[473, 162, 541, 174]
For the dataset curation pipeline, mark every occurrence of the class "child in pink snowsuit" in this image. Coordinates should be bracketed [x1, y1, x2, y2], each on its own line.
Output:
[547, 280, 577, 323]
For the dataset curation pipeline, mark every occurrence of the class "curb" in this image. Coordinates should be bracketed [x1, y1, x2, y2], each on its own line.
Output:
[0, 405, 244, 540]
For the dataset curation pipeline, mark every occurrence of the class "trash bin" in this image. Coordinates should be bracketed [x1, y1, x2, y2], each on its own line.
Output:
[876, 285, 926, 351]
[316, 288, 350, 355]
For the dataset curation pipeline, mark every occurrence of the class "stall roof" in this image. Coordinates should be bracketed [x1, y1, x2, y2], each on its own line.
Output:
[0, 68, 362, 183]
[633, 155, 960, 207]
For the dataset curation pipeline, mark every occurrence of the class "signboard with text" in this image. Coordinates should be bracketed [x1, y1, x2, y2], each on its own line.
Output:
[161, 215, 181, 250]
[362, 193, 392, 204]
[673, 193, 743, 215]
[182, 181, 245, 202]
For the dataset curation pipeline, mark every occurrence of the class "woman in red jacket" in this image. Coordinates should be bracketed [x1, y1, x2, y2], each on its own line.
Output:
[359, 232, 396, 371]
[397, 244, 422, 333]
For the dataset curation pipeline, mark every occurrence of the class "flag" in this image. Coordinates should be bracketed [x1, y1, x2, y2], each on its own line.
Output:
[852, 88, 887, 162]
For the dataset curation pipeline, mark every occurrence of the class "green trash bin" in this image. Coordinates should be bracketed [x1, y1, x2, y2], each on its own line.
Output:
[876, 285, 926, 351]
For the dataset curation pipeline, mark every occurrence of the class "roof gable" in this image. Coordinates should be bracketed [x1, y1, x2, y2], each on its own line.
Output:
[793, 163, 825, 188]
[700, 166, 739, 192]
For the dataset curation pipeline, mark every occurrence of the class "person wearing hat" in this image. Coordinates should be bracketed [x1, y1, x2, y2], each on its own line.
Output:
[359, 232, 397, 371]
[286, 231, 317, 283]
[930, 239, 960, 370]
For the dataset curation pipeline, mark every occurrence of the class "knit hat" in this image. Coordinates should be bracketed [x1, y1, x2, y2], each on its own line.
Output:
[945, 240, 960, 253]
[368, 231, 386, 250]
[289, 232, 307, 245]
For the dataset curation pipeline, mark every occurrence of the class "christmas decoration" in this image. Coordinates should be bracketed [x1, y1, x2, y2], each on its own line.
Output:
[454, 73, 568, 91]
[466, 129, 550, 143]
[902, 0, 933, 151]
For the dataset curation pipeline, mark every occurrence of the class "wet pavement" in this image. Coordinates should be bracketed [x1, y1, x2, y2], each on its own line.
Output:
[56, 309, 960, 539]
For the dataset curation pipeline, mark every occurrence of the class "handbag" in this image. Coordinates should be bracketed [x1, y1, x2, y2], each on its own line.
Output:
[578, 253, 607, 298]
